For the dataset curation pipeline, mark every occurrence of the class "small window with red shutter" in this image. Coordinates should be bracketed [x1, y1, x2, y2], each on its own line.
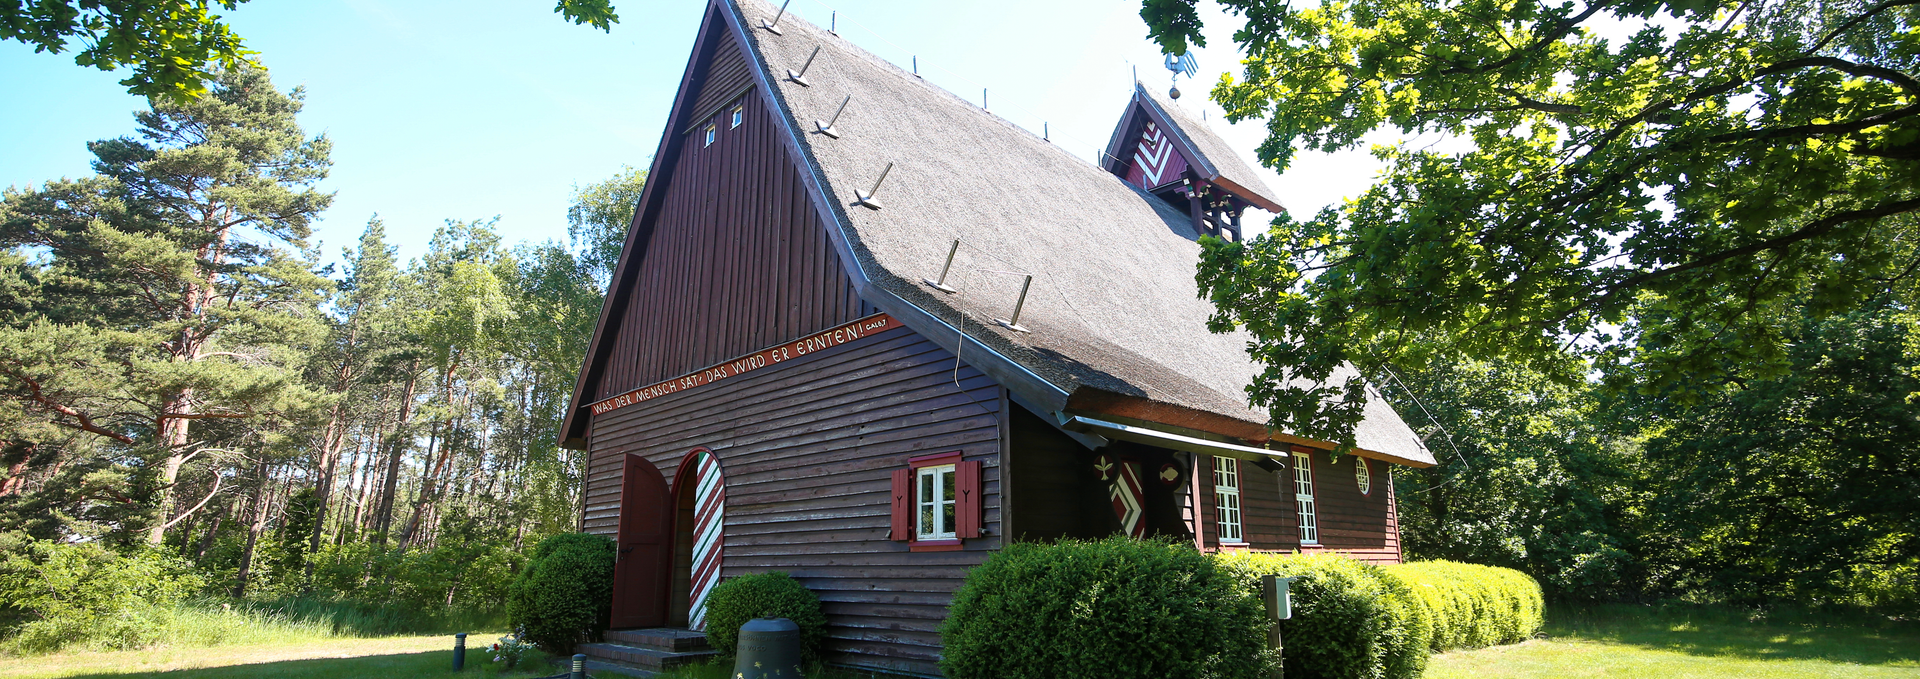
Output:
[890, 452, 980, 552]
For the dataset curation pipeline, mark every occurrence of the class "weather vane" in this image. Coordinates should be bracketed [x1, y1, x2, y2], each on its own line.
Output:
[1165, 51, 1197, 99]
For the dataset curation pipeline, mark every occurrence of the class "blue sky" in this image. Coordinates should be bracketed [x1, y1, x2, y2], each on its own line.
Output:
[1, 0, 1387, 266]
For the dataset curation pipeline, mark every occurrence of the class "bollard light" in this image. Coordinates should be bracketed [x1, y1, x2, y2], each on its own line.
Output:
[570, 653, 586, 679]
[452, 632, 467, 671]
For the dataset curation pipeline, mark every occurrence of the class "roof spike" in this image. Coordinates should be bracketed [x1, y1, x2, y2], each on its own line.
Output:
[1044, 122, 1049, 142]
[923, 239, 959, 293]
[761, 0, 791, 34]
[913, 56, 919, 78]
[982, 88, 988, 111]
[830, 10, 837, 34]
[815, 94, 851, 138]
[853, 162, 893, 210]
[995, 275, 1033, 333]
[787, 46, 820, 87]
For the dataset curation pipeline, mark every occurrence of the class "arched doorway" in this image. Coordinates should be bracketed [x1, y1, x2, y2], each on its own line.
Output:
[669, 448, 725, 630]
[609, 455, 673, 629]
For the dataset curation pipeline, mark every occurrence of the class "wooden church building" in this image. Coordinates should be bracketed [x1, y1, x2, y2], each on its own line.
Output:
[561, 0, 1436, 674]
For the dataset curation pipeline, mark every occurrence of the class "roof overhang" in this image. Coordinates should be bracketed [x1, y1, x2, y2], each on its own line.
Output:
[1060, 415, 1288, 465]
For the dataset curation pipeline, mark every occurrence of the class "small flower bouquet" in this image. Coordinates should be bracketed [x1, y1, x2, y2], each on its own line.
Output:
[491, 629, 535, 670]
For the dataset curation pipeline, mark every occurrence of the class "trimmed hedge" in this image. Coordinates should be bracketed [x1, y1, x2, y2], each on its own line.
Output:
[506, 533, 615, 653]
[1215, 551, 1430, 679]
[940, 537, 1269, 679]
[1383, 560, 1544, 649]
[702, 571, 828, 664]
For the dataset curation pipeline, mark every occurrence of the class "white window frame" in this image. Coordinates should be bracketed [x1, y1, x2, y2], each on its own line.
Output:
[730, 106, 744, 128]
[1294, 451, 1319, 545]
[1214, 456, 1244, 544]
[916, 464, 957, 540]
[1355, 456, 1372, 495]
[703, 124, 716, 147]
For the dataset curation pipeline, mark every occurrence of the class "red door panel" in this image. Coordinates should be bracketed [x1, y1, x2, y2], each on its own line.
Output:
[609, 455, 673, 629]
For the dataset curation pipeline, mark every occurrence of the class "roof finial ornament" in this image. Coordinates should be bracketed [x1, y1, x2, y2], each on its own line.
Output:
[1165, 51, 1197, 101]
[787, 46, 820, 87]
[816, 94, 851, 138]
[761, 0, 791, 34]
[853, 162, 893, 210]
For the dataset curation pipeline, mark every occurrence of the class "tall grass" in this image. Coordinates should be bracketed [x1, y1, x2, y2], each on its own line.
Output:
[0, 597, 507, 656]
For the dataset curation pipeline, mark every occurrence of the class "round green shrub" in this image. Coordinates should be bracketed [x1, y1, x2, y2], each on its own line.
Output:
[702, 571, 828, 664]
[507, 533, 614, 653]
[1215, 551, 1428, 679]
[941, 537, 1269, 679]
[1383, 560, 1544, 649]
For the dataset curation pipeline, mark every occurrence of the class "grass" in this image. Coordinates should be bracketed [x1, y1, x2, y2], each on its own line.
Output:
[1426, 603, 1920, 679]
[0, 632, 550, 679]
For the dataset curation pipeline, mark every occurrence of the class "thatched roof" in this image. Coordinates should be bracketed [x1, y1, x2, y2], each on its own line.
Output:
[726, 0, 1433, 466]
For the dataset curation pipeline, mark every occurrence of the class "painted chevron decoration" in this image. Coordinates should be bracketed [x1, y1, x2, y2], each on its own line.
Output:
[1111, 460, 1147, 538]
[687, 450, 726, 631]
[1125, 121, 1188, 190]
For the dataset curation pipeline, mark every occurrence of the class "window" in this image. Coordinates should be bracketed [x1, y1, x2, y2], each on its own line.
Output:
[1214, 456, 1243, 543]
[917, 464, 957, 540]
[890, 452, 980, 551]
[1355, 457, 1372, 495]
[1294, 450, 1319, 545]
[703, 124, 716, 147]
[730, 106, 743, 128]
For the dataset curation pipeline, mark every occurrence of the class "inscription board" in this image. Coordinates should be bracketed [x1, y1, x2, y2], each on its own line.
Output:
[589, 313, 898, 415]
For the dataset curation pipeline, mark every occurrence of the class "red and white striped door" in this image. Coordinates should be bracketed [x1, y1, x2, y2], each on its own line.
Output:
[686, 450, 726, 631]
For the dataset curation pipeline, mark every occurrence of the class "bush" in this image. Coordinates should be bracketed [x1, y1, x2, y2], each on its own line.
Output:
[1384, 560, 1544, 650]
[1215, 551, 1429, 679]
[507, 533, 615, 653]
[702, 571, 828, 664]
[0, 539, 203, 654]
[941, 537, 1268, 679]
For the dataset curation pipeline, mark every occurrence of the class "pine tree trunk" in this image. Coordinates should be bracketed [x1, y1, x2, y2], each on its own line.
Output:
[232, 462, 273, 597]
[373, 362, 420, 542]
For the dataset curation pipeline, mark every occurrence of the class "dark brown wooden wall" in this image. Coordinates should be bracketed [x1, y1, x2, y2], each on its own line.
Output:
[592, 32, 868, 402]
[585, 325, 1003, 676]
[1196, 450, 1402, 564]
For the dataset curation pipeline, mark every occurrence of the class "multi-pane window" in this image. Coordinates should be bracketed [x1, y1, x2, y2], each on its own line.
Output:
[916, 464, 957, 540]
[1214, 457, 1243, 543]
[1355, 457, 1372, 495]
[703, 124, 716, 147]
[730, 106, 744, 128]
[1294, 451, 1319, 544]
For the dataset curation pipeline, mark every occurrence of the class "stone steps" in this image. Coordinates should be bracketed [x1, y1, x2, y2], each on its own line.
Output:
[572, 627, 717, 677]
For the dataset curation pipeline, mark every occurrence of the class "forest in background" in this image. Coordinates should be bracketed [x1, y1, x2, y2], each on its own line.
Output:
[0, 56, 1913, 656]
[0, 67, 638, 628]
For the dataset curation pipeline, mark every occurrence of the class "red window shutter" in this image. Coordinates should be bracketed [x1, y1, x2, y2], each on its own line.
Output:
[956, 459, 982, 539]
[890, 468, 912, 541]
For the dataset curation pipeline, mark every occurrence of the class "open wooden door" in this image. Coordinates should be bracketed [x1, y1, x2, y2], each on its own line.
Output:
[609, 454, 673, 629]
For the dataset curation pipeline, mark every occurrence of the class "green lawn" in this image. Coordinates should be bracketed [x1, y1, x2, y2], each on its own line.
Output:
[0, 633, 553, 679]
[1427, 604, 1920, 679]
[4, 604, 1913, 678]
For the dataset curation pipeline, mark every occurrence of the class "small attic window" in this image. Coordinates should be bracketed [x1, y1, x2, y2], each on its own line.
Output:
[730, 106, 743, 128]
[703, 124, 716, 147]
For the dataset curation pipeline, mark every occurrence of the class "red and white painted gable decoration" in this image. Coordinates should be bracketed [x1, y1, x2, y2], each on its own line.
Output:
[687, 450, 725, 631]
[1096, 454, 1148, 538]
[1124, 121, 1189, 190]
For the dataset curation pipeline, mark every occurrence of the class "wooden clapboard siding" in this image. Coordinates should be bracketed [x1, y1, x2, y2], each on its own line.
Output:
[1198, 448, 1402, 564]
[585, 325, 1001, 676]
[591, 34, 868, 403]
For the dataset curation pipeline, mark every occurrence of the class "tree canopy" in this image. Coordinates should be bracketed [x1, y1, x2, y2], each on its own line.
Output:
[1143, 0, 1920, 445]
